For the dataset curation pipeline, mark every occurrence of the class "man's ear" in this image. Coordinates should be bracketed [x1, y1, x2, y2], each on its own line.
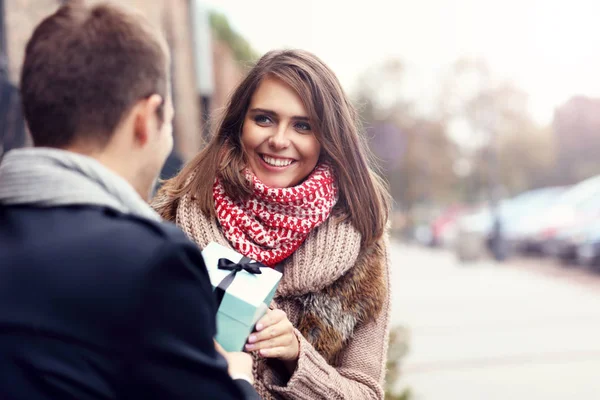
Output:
[133, 94, 163, 146]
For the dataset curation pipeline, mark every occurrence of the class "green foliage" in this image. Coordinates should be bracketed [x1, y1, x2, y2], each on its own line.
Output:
[386, 388, 412, 400]
[208, 11, 258, 65]
[385, 326, 412, 400]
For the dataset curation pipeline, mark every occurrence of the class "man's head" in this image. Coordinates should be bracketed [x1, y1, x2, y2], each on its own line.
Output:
[20, 0, 174, 199]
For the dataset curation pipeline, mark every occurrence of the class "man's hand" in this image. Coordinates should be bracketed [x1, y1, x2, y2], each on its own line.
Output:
[215, 340, 254, 384]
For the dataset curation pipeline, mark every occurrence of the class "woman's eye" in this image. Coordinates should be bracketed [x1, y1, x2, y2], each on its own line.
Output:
[254, 115, 272, 125]
[295, 122, 311, 132]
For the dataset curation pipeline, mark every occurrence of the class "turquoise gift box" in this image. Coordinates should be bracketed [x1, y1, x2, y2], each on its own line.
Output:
[201, 242, 282, 352]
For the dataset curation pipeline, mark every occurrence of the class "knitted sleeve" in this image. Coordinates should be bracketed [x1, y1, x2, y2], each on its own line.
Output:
[262, 244, 392, 399]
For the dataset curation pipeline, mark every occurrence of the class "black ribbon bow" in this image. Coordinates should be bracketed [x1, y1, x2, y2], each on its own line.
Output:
[214, 257, 265, 308]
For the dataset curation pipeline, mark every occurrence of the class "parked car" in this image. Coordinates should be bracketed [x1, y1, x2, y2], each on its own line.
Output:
[454, 186, 568, 261]
[542, 192, 600, 260]
[549, 216, 600, 264]
[575, 220, 600, 269]
[516, 176, 600, 254]
[429, 205, 467, 248]
[455, 206, 492, 262]
[502, 186, 568, 254]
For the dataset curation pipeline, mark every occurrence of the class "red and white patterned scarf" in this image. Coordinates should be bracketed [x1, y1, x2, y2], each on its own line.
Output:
[213, 164, 338, 267]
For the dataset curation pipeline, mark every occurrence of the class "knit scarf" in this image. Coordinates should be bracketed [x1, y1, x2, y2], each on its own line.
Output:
[213, 164, 338, 267]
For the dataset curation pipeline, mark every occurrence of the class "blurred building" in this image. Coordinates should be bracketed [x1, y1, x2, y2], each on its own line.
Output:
[0, 0, 247, 168]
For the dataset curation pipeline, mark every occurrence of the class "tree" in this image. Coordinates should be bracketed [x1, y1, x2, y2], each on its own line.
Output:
[354, 59, 458, 211]
[438, 58, 557, 201]
[553, 96, 600, 184]
[208, 12, 258, 65]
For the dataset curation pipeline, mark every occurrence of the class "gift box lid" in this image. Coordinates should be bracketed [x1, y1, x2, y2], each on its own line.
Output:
[201, 242, 282, 326]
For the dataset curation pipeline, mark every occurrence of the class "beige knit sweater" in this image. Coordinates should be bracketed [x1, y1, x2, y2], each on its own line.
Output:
[162, 193, 391, 400]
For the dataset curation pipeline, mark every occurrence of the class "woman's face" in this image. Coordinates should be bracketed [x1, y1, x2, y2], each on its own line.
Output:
[241, 76, 321, 188]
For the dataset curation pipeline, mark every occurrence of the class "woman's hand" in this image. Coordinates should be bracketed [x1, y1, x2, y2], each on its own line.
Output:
[245, 309, 300, 363]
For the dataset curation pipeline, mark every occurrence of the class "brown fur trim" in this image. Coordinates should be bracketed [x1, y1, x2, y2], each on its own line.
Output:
[299, 313, 346, 359]
[329, 239, 387, 323]
[294, 239, 387, 364]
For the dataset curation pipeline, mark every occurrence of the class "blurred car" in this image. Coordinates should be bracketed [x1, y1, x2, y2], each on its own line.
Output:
[455, 186, 569, 261]
[429, 205, 467, 248]
[548, 216, 600, 264]
[541, 190, 600, 260]
[455, 206, 492, 262]
[516, 175, 600, 254]
[502, 186, 568, 254]
[575, 220, 600, 269]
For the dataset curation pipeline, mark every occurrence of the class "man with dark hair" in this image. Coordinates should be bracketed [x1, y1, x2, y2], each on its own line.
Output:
[0, 2, 260, 399]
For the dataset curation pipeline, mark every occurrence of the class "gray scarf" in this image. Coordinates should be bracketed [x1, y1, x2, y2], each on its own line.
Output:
[0, 148, 160, 221]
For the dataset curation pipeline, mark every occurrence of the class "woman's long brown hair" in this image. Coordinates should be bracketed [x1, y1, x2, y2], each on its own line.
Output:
[154, 49, 391, 248]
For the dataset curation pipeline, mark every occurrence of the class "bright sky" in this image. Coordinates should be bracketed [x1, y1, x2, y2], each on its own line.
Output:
[202, 0, 600, 126]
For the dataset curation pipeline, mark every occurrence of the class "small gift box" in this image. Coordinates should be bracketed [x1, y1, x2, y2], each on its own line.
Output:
[201, 242, 283, 352]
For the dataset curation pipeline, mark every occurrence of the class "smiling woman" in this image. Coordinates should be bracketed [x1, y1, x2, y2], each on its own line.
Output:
[242, 77, 321, 188]
[153, 49, 392, 400]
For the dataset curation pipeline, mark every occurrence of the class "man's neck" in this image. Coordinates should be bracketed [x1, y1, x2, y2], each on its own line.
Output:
[62, 144, 146, 200]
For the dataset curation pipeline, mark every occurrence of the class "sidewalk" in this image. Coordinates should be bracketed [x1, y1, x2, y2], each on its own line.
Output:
[388, 243, 600, 399]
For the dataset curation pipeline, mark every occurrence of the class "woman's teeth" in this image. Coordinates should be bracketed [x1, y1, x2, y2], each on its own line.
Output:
[262, 155, 293, 167]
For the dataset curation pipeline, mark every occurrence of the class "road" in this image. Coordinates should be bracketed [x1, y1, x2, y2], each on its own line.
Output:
[388, 243, 600, 399]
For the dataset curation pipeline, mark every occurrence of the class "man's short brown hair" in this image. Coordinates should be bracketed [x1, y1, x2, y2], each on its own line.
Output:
[20, 0, 169, 148]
